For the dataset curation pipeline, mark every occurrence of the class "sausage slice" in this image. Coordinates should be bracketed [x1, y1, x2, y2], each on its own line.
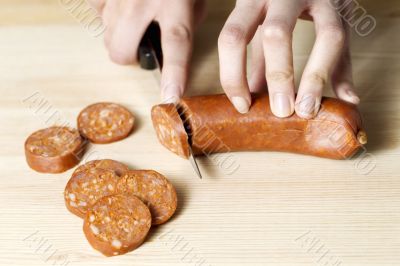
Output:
[25, 127, 85, 173]
[74, 159, 129, 177]
[64, 168, 120, 218]
[151, 104, 190, 158]
[78, 103, 135, 144]
[116, 170, 177, 225]
[83, 194, 151, 256]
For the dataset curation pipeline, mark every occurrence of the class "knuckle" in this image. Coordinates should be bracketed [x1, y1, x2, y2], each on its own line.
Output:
[306, 72, 327, 87]
[164, 24, 191, 43]
[267, 71, 294, 83]
[219, 24, 247, 46]
[263, 21, 291, 41]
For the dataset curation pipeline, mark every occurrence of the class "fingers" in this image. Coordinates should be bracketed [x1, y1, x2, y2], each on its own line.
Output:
[104, 0, 153, 65]
[331, 25, 360, 104]
[218, 1, 265, 114]
[249, 27, 266, 93]
[262, 0, 302, 118]
[295, 2, 346, 119]
[159, 0, 194, 103]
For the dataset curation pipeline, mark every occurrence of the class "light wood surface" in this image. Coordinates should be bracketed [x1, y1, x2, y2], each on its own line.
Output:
[1, 1, 399, 265]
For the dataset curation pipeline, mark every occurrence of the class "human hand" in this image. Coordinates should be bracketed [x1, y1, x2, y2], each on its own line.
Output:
[218, 0, 359, 118]
[89, 0, 206, 102]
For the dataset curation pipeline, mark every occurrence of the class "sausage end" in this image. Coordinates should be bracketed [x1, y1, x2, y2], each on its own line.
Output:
[357, 130, 368, 145]
[151, 104, 190, 159]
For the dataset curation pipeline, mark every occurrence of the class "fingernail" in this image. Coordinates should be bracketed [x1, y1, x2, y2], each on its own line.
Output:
[273, 93, 293, 118]
[297, 94, 317, 118]
[346, 89, 360, 104]
[162, 84, 181, 104]
[231, 97, 249, 114]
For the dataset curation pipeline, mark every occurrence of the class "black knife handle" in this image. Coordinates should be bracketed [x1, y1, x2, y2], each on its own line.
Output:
[138, 22, 163, 70]
[139, 45, 157, 70]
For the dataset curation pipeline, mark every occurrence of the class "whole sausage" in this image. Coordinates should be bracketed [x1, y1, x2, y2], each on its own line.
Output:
[151, 94, 367, 160]
[83, 194, 151, 256]
[25, 127, 85, 173]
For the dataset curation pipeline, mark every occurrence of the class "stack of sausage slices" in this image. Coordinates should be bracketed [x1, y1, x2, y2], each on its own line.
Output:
[24, 103, 177, 256]
[64, 159, 177, 257]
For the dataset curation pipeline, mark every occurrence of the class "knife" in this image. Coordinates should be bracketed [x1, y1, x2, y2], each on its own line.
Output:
[139, 22, 203, 179]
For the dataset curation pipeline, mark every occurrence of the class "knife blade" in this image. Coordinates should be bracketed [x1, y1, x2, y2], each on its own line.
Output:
[139, 22, 203, 179]
[188, 146, 202, 179]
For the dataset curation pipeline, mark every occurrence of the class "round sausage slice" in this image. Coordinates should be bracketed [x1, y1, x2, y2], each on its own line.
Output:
[78, 103, 135, 144]
[83, 194, 151, 257]
[116, 170, 177, 225]
[73, 159, 129, 177]
[64, 168, 120, 218]
[25, 127, 84, 173]
[151, 104, 189, 158]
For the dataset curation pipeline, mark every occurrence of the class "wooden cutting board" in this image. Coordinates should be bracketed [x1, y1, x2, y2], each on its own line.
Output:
[0, 1, 399, 265]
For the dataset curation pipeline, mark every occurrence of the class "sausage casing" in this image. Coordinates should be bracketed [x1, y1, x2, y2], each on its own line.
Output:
[25, 127, 85, 173]
[151, 94, 367, 160]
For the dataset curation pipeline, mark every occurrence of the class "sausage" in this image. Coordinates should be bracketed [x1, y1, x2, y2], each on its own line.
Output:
[83, 194, 151, 256]
[74, 159, 129, 177]
[151, 94, 367, 160]
[78, 102, 135, 144]
[64, 167, 120, 218]
[151, 103, 190, 158]
[25, 127, 85, 173]
[116, 170, 177, 225]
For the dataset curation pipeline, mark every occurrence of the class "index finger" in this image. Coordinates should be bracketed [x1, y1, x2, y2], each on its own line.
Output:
[159, 1, 194, 103]
[218, 1, 265, 113]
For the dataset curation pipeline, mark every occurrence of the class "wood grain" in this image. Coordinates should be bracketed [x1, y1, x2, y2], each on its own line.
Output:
[0, 0, 399, 265]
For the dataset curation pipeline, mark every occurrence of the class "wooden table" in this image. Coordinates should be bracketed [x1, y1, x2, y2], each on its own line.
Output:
[1, 1, 399, 265]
